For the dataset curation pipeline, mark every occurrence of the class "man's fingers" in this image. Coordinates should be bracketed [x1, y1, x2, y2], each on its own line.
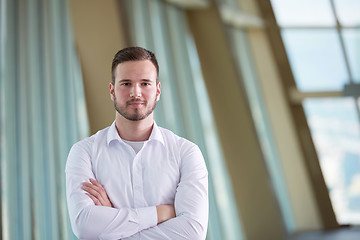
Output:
[83, 182, 100, 192]
[87, 179, 109, 202]
[89, 178, 102, 188]
[82, 184, 101, 198]
[82, 184, 106, 203]
[82, 182, 104, 198]
[85, 193, 101, 205]
[82, 179, 113, 207]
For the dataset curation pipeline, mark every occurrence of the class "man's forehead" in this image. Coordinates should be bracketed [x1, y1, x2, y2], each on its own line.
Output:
[115, 60, 156, 76]
[118, 78, 153, 82]
[116, 60, 156, 70]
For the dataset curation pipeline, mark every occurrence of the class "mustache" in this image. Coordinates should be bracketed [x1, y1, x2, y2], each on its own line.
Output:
[127, 99, 146, 104]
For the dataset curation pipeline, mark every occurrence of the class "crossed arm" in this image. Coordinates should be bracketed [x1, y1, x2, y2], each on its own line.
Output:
[66, 143, 208, 240]
[82, 179, 176, 224]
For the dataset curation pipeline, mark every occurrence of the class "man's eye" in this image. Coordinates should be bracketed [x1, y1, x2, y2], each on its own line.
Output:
[142, 83, 150, 86]
[121, 83, 130, 86]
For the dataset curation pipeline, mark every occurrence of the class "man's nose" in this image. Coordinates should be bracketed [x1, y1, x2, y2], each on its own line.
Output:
[130, 84, 141, 98]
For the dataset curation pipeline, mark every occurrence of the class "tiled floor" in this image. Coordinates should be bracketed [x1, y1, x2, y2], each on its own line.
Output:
[288, 226, 360, 240]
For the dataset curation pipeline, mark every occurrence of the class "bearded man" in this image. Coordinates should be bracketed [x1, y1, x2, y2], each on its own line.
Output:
[66, 47, 208, 240]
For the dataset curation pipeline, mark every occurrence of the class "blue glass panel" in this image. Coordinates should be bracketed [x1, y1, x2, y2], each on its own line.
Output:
[334, 0, 360, 26]
[282, 29, 349, 91]
[270, 0, 335, 27]
[343, 29, 360, 83]
[303, 98, 360, 224]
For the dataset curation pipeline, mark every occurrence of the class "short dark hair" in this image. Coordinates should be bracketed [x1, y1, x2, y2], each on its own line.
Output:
[111, 46, 159, 83]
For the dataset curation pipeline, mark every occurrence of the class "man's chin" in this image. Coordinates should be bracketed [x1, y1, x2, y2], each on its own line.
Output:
[127, 116, 143, 121]
[121, 112, 148, 121]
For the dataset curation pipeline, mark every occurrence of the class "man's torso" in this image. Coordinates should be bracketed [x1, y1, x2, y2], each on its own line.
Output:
[81, 122, 193, 209]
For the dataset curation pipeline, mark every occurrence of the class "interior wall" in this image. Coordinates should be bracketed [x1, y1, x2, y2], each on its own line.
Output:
[248, 29, 323, 231]
[69, 0, 127, 134]
[187, 5, 287, 240]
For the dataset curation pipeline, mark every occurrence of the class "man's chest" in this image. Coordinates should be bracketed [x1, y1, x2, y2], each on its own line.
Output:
[91, 144, 181, 208]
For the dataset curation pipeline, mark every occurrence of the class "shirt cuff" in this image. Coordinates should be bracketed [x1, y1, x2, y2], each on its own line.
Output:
[137, 206, 157, 231]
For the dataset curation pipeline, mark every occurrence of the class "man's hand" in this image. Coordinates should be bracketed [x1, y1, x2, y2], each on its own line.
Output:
[156, 205, 175, 224]
[82, 178, 113, 207]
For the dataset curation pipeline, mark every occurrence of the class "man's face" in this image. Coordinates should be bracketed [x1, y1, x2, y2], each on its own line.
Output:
[110, 60, 161, 121]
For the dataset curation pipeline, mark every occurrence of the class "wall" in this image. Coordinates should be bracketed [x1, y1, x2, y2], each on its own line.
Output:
[70, 0, 127, 134]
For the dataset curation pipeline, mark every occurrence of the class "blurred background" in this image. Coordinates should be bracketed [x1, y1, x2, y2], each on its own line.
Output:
[1, 0, 360, 239]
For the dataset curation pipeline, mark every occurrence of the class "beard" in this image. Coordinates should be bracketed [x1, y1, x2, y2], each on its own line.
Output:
[113, 93, 158, 121]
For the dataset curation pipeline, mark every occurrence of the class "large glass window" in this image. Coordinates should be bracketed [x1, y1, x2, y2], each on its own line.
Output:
[271, 0, 360, 225]
[282, 29, 349, 91]
[343, 30, 360, 82]
[303, 98, 360, 223]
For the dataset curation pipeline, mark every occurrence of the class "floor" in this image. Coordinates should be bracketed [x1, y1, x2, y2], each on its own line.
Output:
[288, 226, 360, 240]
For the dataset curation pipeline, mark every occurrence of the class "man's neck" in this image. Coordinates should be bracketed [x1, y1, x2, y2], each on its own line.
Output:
[115, 114, 154, 142]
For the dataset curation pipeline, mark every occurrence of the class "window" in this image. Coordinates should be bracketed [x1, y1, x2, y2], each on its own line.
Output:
[271, 0, 360, 225]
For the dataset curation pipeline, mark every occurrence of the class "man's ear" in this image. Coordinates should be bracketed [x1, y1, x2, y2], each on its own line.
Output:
[109, 82, 115, 101]
[156, 82, 161, 101]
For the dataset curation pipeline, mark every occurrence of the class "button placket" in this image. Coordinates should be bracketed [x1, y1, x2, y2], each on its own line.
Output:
[132, 152, 144, 208]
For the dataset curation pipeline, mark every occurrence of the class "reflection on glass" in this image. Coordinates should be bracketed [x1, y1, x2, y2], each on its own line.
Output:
[343, 29, 360, 83]
[282, 29, 349, 91]
[303, 98, 360, 224]
[270, 0, 335, 27]
[334, 0, 360, 26]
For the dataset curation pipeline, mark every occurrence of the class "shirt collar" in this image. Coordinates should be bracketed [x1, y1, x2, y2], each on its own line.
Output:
[107, 121, 122, 145]
[107, 121, 165, 146]
[148, 121, 165, 146]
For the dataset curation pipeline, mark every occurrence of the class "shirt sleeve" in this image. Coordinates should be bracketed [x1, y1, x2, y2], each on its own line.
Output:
[65, 141, 158, 240]
[124, 144, 209, 240]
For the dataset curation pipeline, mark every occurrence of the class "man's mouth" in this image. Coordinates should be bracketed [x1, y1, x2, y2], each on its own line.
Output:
[129, 102, 143, 106]
[127, 100, 145, 107]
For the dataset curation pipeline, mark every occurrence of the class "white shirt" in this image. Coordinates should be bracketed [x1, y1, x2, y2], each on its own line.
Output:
[65, 121, 208, 240]
[123, 139, 145, 154]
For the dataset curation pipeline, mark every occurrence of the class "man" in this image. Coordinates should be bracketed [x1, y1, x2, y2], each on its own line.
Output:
[66, 47, 208, 239]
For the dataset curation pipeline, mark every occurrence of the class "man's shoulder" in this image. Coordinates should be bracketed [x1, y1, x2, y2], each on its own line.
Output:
[66, 126, 112, 171]
[157, 126, 205, 168]
[157, 126, 198, 151]
[71, 125, 111, 152]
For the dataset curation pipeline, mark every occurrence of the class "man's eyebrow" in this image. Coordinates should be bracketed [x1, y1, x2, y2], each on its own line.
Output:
[118, 79, 153, 82]
[118, 79, 131, 82]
